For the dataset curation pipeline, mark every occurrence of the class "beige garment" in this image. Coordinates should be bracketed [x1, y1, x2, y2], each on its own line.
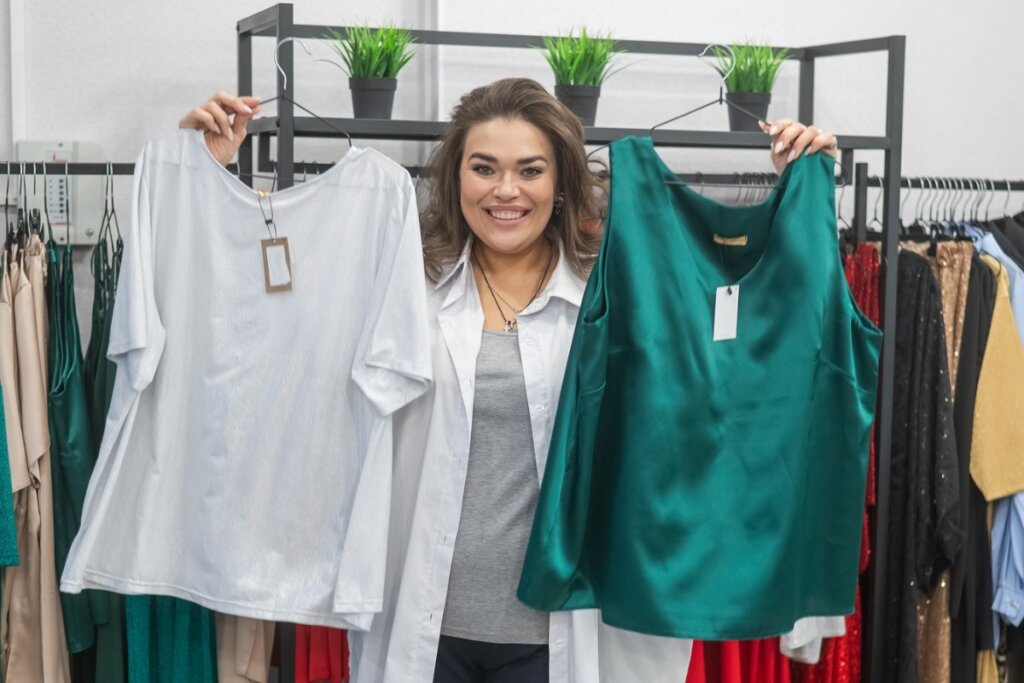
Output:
[1, 242, 71, 683]
[215, 614, 276, 683]
[970, 256, 1024, 500]
[977, 649, 999, 683]
[903, 241, 973, 683]
[0, 256, 41, 678]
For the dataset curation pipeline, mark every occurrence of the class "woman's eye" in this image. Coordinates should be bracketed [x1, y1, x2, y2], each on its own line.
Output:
[522, 167, 543, 178]
[472, 164, 494, 176]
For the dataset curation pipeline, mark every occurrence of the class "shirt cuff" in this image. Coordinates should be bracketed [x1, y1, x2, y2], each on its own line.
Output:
[993, 586, 1024, 626]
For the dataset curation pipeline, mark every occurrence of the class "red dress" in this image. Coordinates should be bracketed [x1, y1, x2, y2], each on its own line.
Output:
[295, 626, 349, 683]
[686, 639, 791, 683]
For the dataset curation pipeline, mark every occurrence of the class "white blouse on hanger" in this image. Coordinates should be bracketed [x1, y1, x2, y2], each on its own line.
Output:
[61, 130, 433, 629]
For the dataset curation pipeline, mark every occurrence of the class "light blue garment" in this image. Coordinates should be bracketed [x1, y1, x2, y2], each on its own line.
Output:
[962, 223, 1024, 341]
[965, 221, 1024, 646]
[992, 498, 1024, 627]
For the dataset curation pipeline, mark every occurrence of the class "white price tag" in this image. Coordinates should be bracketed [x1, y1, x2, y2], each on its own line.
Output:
[261, 237, 293, 293]
[713, 285, 739, 342]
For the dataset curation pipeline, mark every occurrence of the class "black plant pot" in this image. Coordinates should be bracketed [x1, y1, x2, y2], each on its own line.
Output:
[725, 92, 771, 132]
[349, 77, 397, 119]
[554, 84, 601, 127]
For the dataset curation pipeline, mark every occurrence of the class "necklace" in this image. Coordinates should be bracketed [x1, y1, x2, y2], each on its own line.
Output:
[474, 245, 555, 333]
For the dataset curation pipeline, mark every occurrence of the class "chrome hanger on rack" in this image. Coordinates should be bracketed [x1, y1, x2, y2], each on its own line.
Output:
[240, 38, 354, 184]
[258, 38, 354, 145]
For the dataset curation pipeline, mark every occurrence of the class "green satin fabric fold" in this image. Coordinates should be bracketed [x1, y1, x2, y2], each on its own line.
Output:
[519, 136, 881, 640]
[0, 384, 19, 567]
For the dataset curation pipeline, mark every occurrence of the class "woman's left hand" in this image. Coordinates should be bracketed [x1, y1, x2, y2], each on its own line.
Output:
[759, 119, 838, 175]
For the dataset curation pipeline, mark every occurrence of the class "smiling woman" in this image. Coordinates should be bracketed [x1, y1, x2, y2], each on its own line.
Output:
[419, 78, 605, 285]
[176, 76, 834, 683]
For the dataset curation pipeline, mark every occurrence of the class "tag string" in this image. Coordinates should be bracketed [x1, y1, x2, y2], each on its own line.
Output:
[716, 244, 733, 295]
[257, 191, 278, 240]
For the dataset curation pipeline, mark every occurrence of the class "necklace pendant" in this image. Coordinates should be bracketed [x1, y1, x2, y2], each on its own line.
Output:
[505, 319, 516, 333]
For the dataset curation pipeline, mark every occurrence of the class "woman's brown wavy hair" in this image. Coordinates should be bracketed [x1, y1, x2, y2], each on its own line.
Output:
[420, 78, 605, 282]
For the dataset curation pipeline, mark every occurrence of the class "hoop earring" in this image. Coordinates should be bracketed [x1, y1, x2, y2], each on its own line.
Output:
[553, 191, 564, 216]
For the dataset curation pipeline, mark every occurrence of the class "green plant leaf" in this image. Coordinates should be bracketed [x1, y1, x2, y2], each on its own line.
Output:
[710, 42, 789, 93]
[323, 24, 416, 79]
[537, 28, 624, 86]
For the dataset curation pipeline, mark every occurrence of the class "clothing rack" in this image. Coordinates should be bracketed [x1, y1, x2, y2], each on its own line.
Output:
[0, 8, 908, 682]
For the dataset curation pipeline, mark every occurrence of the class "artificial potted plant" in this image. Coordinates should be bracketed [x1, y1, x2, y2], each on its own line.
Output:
[711, 43, 789, 132]
[541, 29, 623, 127]
[325, 24, 415, 119]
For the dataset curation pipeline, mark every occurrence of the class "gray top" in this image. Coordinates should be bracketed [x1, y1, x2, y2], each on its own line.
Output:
[441, 330, 550, 645]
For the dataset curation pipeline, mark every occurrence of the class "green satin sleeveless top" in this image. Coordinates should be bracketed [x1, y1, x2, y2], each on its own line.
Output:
[518, 136, 882, 639]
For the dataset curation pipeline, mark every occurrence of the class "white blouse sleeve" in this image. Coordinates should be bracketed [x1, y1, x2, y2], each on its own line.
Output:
[350, 175, 432, 416]
[106, 143, 166, 393]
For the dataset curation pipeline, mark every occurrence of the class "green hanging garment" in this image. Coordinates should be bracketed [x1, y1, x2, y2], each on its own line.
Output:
[47, 240, 104, 654]
[124, 595, 217, 683]
[83, 237, 109, 440]
[518, 136, 882, 640]
[0, 384, 20, 567]
[88, 234, 128, 683]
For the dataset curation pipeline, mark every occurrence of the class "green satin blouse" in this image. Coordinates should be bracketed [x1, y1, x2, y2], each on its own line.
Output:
[518, 135, 882, 640]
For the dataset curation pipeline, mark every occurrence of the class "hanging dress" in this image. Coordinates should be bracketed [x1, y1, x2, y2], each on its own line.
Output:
[881, 251, 961, 682]
[1, 236, 71, 682]
[47, 237, 105, 656]
[897, 240, 972, 683]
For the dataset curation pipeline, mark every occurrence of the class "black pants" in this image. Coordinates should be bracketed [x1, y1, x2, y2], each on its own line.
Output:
[433, 634, 549, 683]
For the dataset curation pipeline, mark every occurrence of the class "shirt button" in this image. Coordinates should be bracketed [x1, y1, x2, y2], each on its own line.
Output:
[555, 639, 567, 649]
[535, 404, 546, 412]
[523, 338, 535, 347]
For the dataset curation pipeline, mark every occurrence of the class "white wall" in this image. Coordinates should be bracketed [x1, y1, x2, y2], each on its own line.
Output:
[3, 0, 1023, 337]
[9, 0, 1024, 200]
[0, 0, 10, 161]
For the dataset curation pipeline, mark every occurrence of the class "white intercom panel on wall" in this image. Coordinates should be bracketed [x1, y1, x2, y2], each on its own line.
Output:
[14, 140, 106, 246]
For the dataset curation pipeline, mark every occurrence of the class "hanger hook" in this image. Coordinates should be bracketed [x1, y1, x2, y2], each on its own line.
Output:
[923, 177, 934, 222]
[870, 176, 883, 226]
[899, 177, 912, 223]
[943, 177, 953, 221]
[273, 37, 318, 94]
[836, 173, 849, 228]
[699, 43, 736, 97]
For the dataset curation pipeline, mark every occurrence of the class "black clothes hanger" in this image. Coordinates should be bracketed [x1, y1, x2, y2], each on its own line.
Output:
[241, 37, 354, 184]
[15, 163, 30, 250]
[653, 44, 766, 134]
[2, 166, 13, 266]
[588, 44, 766, 164]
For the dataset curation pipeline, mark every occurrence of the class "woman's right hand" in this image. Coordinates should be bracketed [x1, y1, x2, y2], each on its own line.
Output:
[178, 93, 262, 167]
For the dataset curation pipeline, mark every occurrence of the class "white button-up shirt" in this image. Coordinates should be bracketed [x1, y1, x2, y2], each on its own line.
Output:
[350, 241, 692, 683]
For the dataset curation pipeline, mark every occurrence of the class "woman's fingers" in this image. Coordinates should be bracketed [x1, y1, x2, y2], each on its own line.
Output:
[203, 100, 234, 141]
[804, 130, 838, 159]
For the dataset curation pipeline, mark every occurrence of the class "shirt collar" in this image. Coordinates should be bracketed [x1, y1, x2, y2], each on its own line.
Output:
[434, 238, 586, 309]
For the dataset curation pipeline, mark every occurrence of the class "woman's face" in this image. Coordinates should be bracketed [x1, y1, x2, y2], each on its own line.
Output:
[459, 116, 557, 258]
